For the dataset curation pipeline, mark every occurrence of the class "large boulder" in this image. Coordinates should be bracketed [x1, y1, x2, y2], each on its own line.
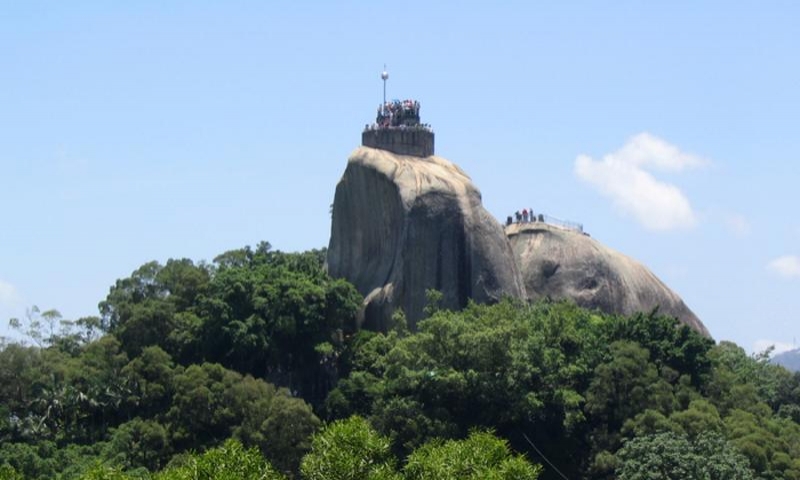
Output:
[327, 146, 525, 330]
[507, 222, 709, 336]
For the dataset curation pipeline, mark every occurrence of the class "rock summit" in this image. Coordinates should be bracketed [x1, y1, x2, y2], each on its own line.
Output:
[327, 146, 525, 330]
[326, 91, 709, 337]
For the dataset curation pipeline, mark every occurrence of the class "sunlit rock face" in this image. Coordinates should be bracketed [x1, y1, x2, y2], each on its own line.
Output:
[327, 145, 708, 338]
[507, 222, 709, 337]
[327, 146, 525, 330]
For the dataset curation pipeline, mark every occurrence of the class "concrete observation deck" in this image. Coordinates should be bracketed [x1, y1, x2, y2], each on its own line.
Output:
[363, 97, 434, 157]
[362, 128, 434, 157]
[505, 216, 587, 237]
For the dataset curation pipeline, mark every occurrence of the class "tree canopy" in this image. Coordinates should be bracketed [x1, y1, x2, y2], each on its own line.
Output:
[3, 242, 800, 479]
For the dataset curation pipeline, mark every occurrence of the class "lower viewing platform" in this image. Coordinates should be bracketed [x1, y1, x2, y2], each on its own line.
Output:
[362, 128, 434, 157]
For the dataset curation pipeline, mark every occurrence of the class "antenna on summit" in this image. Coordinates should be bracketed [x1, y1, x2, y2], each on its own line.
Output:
[381, 65, 389, 112]
[363, 66, 434, 157]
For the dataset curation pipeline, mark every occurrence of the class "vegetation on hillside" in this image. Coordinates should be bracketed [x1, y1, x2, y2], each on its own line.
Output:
[2, 242, 799, 479]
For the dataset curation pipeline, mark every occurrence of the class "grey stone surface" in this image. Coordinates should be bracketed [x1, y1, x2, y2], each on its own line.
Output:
[507, 222, 709, 336]
[327, 146, 525, 330]
[362, 129, 434, 157]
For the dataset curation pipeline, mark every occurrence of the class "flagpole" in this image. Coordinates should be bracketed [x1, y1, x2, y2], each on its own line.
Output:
[381, 65, 388, 114]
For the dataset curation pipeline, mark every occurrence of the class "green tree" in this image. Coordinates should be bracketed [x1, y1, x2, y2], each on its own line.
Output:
[105, 418, 170, 472]
[300, 416, 399, 480]
[167, 362, 319, 473]
[122, 346, 177, 418]
[328, 300, 606, 476]
[584, 340, 677, 461]
[154, 439, 285, 480]
[705, 342, 798, 414]
[0, 464, 24, 480]
[621, 409, 682, 439]
[99, 244, 361, 407]
[585, 341, 675, 429]
[78, 465, 143, 480]
[0, 343, 46, 439]
[616, 431, 754, 480]
[403, 431, 541, 480]
[199, 246, 361, 404]
[603, 310, 714, 386]
[9, 306, 68, 348]
[723, 408, 800, 478]
[99, 259, 211, 359]
[669, 399, 723, 439]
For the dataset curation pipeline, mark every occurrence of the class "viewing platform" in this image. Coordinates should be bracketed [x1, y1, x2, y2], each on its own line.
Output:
[363, 69, 435, 157]
[505, 215, 586, 237]
[362, 127, 434, 157]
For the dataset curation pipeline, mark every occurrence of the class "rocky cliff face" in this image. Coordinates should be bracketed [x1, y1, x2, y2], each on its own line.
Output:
[507, 222, 709, 336]
[327, 146, 709, 338]
[327, 146, 525, 330]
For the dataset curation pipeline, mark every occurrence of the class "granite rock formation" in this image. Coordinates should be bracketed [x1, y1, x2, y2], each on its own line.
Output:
[327, 146, 525, 330]
[507, 222, 709, 336]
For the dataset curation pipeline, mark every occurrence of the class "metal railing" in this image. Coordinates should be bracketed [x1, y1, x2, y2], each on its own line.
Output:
[507, 213, 584, 234]
[539, 214, 583, 233]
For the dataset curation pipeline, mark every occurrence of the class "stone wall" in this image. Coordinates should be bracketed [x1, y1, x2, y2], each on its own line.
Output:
[362, 129, 434, 157]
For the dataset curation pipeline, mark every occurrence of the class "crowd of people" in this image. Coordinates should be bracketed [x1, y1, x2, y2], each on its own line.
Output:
[363, 99, 433, 132]
[505, 209, 586, 234]
[378, 99, 420, 126]
[364, 122, 433, 132]
[506, 208, 540, 226]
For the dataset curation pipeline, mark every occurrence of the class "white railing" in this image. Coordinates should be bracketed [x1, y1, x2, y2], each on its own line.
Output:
[539, 214, 583, 233]
[506, 213, 584, 234]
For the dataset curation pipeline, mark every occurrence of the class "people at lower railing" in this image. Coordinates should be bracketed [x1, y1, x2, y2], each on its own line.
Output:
[505, 211, 584, 234]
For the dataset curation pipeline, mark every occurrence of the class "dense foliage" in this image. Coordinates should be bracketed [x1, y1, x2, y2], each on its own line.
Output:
[325, 300, 800, 479]
[98, 242, 362, 406]
[2, 242, 799, 479]
[0, 244, 355, 478]
[300, 416, 541, 480]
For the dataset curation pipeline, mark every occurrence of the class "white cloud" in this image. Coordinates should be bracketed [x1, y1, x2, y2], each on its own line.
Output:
[575, 133, 707, 231]
[753, 339, 796, 357]
[0, 280, 21, 308]
[724, 213, 751, 237]
[612, 132, 709, 172]
[767, 255, 800, 279]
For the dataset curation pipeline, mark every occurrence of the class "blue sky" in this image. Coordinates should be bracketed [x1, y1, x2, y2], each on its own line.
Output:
[2, 1, 798, 353]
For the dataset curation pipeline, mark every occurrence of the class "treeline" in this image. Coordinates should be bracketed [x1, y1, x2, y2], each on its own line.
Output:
[1, 242, 799, 479]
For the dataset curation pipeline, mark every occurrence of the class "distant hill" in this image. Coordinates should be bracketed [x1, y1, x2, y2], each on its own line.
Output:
[772, 348, 800, 372]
